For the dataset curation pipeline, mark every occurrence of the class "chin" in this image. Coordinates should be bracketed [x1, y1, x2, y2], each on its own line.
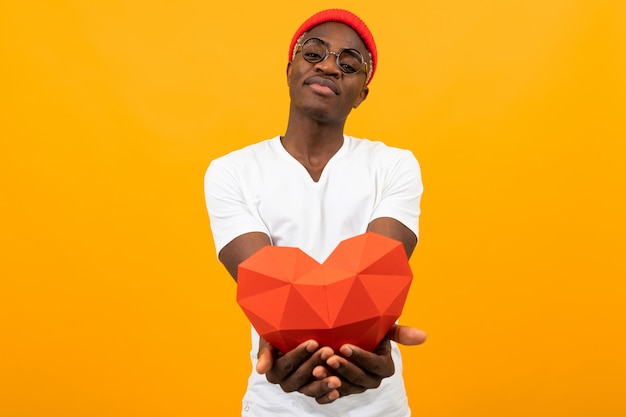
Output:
[301, 104, 349, 124]
[303, 106, 332, 121]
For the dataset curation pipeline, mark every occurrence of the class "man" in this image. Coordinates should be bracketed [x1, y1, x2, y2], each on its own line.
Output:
[205, 8, 426, 416]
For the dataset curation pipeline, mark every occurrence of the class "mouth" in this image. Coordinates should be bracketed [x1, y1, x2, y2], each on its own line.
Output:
[305, 76, 339, 95]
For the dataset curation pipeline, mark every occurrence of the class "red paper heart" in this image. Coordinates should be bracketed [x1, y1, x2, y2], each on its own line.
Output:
[237, 232, 413, 352]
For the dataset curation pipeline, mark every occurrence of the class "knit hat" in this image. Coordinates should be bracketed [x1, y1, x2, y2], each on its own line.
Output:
[288, 9, 377, 85]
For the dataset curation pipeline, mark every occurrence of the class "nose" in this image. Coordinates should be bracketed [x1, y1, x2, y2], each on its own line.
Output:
[313, 53, 342, 76]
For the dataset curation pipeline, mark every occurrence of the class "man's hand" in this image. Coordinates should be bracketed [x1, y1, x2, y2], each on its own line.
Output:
[256, 325, 426, 404]
[315, 325, 427, 404]
[256, 338, 342, 401]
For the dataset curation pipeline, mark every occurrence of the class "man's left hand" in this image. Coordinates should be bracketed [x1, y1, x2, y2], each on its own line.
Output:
[313, 324, 427, 404]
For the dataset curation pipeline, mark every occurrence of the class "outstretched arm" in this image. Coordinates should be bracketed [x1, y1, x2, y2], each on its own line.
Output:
[219, 232, 330, 396]
[306, 217, 425, 404]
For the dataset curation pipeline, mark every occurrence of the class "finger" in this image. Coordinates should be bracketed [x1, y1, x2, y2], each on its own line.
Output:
[316, 387, 341, 404]
[298, 376, 342, 404]
[265, 340, 320, 381]
[386, 324, 427, 346]
[335, 379, 367, 399]
[267, 344, 334, 392]
[326, 349, 390, 388]
[256, 339, 276, 375]
[271, 347, 332, 391]
[336, 342, 394, 379]
[312, 365, 330, 379]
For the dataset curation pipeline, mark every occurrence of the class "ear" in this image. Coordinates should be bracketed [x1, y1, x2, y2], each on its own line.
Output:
[286, 62, 293, 85]
[353, 86, 369, 109]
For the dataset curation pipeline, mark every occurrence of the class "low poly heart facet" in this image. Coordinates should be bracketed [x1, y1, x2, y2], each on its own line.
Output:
[236, 232, 413, 352]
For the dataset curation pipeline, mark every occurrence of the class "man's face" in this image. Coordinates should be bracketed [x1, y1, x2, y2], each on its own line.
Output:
[287, 22, 370, 124]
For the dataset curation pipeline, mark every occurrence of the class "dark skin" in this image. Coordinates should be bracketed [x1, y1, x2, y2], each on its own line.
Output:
[218, 22, 427, 404]
[282, 22, 369, 182]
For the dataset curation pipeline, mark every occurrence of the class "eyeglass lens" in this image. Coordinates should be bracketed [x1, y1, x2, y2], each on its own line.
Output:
[301, 38, 364, 74]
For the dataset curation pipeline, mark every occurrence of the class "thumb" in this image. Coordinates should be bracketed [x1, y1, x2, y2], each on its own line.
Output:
[256, 338, 275, 374]
[386, 324, 427, 346]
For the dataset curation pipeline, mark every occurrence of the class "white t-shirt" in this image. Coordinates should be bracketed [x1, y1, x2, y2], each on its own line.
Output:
[205, 135, 423, 417]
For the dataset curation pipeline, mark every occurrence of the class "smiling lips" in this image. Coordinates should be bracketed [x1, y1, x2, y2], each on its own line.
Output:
[305, 76, 339, 95]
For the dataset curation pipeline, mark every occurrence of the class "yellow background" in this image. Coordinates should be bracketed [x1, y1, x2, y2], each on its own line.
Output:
[1, 1, 624, 416]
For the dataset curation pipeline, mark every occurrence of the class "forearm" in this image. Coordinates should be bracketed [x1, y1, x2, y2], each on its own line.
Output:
[367, 217, 417, 259]
[218, 232, 271, 281]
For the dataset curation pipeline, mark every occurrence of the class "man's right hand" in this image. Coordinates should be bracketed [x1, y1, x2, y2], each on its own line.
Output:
[256, 338, 343, 402]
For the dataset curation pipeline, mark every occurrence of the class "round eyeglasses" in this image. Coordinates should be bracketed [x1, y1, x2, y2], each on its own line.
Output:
[295, 37, 369, 76]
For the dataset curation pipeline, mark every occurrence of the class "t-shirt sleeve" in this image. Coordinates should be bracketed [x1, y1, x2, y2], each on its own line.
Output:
[204, 157, 270, 256]
[370, 150, 423, 240]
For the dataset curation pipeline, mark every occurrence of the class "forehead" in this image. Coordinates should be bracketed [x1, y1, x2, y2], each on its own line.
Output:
[304, 22, 368, 53]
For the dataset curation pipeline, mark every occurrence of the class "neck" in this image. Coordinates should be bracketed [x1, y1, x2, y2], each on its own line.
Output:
[281, 114, 346, 182]
[282, 107, 346, 155]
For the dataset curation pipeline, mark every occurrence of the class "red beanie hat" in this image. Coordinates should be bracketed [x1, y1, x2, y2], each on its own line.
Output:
[288, 9, 377, 85]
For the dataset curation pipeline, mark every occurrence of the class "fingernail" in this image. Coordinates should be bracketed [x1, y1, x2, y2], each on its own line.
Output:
[320, 348, 332, 360]
[340, 345, 353, 357]
[306, 340, 317, 352]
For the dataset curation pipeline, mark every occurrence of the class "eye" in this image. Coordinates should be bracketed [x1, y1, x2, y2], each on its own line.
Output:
[340, 63, 357, 73]
[304, 51, 323, 61]
[301, 38, 327, 63]
[338, 50, 363, 74]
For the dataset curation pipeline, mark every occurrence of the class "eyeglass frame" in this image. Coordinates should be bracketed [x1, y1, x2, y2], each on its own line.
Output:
[292, 37, 372, 80]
